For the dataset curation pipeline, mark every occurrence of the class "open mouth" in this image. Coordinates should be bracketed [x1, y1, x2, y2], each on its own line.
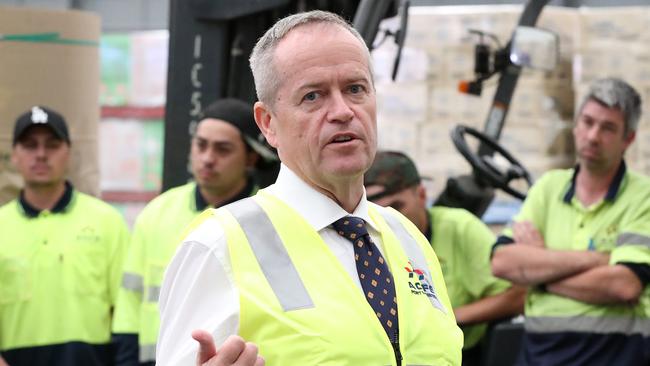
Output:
[332, 135, 353, 143]
[330, 133, 358, 144]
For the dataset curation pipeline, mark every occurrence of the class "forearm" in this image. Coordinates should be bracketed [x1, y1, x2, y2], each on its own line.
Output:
[491, 245, 609, 285]
[0, 355, 8, 366]
[454, 286, 526, 326]
[546, 264, 644, 305]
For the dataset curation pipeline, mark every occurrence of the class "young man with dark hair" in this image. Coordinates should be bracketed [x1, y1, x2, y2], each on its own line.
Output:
[111, 98, 276, 366]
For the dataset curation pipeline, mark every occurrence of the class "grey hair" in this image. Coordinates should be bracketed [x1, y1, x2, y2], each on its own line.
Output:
[578, 77, 642, 136]
[249, 10, 372, 106]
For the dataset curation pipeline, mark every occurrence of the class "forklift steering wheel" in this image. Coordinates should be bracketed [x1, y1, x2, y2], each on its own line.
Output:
[451, 125, 532, 200]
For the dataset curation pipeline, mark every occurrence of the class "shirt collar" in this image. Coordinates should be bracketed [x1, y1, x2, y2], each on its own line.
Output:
[563, 160, 627, 204]
[194, 178, 256, 211]
[19, 180, 74, 218]
[266, 164, 377, 232]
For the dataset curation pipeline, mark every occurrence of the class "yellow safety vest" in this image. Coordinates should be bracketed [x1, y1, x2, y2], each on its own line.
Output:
[214, 191, 463, 365]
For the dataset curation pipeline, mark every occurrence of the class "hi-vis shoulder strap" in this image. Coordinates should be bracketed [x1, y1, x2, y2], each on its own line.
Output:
[226, 197, 444, 313]
[227, 198, 313, 312]
[378, 210, 446, 313]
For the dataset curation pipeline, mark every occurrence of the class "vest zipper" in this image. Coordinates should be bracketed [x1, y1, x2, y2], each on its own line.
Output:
[391, 331, 402, 365]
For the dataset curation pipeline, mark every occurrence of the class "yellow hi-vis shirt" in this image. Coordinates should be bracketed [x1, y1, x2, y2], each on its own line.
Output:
[212, 191, 463, 365]
[427, 206, 511, 349]
[0, 187, 129, 365]
[112, 181, 256, 363]
[499, 163, 650, 365]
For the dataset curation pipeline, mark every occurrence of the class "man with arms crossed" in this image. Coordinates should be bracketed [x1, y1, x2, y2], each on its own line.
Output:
[157, 10, 463, 366]
[491, 78, 650, 365]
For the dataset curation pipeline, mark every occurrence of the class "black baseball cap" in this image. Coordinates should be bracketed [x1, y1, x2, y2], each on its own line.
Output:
[13, 106, 71, 145]
[199, 98, 277, 162]
[365, 151, 422, 201]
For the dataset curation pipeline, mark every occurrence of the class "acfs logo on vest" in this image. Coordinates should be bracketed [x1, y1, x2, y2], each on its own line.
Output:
[404, 261, 436, 298]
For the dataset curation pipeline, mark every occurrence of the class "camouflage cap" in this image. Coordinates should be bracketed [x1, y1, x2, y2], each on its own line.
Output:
[364, 151, 421, 201]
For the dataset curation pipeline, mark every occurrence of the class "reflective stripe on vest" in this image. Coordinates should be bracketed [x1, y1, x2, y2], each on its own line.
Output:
[139, 343, 156, 363]
[227, 198, 446, 314]
[379, 210, 446, 313]
[616, 232, 650, 248]
[227, 198, 314, 311]
[121, 272, 144, 294]
[526, 316, 650, 337]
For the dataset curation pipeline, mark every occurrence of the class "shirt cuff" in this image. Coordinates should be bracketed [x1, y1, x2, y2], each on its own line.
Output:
[618, 262, 650, 286]
[490, 235, 515, 259]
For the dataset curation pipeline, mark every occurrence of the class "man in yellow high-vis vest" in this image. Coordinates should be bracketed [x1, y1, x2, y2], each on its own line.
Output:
[157, 10, 463, 366]
[111, 98, 276, 366]
[0, 106, 130, 366]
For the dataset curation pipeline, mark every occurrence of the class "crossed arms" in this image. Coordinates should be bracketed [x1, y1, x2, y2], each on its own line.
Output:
[491, 222, 644, 305]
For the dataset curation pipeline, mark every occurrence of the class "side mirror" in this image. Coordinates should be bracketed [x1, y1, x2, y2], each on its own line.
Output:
[509, 26, 558, 71]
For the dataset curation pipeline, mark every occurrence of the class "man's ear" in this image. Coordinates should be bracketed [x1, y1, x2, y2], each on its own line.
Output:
[416, 184, 427, 207]
[254, 101, 277, 148]
[10, 148, 17, 168]
[246, 151, 260, 168]
[624, 130, 636, 150]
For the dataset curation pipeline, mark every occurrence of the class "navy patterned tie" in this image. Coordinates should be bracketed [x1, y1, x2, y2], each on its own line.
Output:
[332, 216, 399, 341]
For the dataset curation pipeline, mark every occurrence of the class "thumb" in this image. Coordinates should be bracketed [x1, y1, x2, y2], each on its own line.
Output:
[192, 329, 217, 365]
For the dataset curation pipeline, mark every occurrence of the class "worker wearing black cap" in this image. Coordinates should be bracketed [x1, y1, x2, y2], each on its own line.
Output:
[111, 98, 277, 366]
[0, 106, 130, 366]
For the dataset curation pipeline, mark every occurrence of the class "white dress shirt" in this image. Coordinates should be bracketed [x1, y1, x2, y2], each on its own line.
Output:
[156, 164, 387, 366]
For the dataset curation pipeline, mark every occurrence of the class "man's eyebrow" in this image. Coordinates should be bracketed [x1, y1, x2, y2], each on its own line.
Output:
[296, 74, 371, 91]
[296, 81, 325, 92]
[344, 76, 371, 84]
[212, 140, 235, 147]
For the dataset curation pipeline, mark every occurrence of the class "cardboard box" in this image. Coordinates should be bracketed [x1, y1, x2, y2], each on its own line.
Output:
[507, 82, 575, 121]
[376, 81, 428, 121]
[417, 120, 460, 157]
[0, 6, 101, 205]
[99, 118, 163, 192]
[376, 116, 421, 161]
[100, 33, 131, 106]
[573, 44, 650, 86]
[578, 7, 650, 48]
[428, 85, 492, 126]
[129, 30, 169, 107]
[538, 6, 580, 54]
[500, 120, 574, 157]
[407, 5, 520, 50]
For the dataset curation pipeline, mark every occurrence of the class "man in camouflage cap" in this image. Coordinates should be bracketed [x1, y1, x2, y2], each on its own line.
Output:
[365, 151, 525, 365]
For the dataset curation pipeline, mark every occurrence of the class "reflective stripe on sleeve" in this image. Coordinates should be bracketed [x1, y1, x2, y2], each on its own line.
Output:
[378, 210, 446, 313]
[616, 232, 650, 249]
[227, 198, 314, 312]
[121, 272, 144, 293]
[146, 286, 161, 302]
[139, 343, 156, 363]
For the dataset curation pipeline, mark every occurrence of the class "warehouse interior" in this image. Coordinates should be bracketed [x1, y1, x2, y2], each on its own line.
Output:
[1, 0, 648, 225]
[1, 1, 649, 366]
